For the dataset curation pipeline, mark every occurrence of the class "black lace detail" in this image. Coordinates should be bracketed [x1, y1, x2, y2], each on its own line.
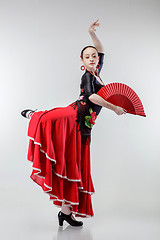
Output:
[69, 100, 92, 139]
[69, 101, 77, 109]
[76, 100, 92, 136]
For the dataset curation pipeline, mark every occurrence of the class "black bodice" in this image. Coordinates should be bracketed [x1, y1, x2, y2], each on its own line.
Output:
[79, 69, 105, 116]
[69, 52, 105, 137]
[76, 52, 105, 136]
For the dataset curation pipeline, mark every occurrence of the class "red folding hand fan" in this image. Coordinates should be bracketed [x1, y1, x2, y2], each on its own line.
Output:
[97, 83, 146, 117]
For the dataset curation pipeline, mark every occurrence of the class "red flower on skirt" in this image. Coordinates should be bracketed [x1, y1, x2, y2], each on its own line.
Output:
[90, 111, 97, 124]
[85, 108, 97, 128]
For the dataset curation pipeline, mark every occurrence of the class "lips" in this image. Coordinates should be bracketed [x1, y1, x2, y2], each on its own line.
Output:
[89, 63, 95, 65]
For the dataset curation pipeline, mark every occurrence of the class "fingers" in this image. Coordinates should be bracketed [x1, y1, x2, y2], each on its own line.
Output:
[120, 107, 127, 115]
[121, 110, 127, 115]
[91, 19, 100, 27]
[94, 19, 99, 24]
[93, 21, 99, 27]
[123, 108, 127, 114]
[116, 108, 127, 115]
[89, 19, 100, 33]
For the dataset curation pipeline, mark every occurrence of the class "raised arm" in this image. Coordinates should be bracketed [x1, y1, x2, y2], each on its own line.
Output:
[88, 19, 104, 53]
[87, 20, 126, 115]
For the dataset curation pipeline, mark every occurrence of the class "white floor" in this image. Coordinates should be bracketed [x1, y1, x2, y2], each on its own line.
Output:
[1, 185, 160, 240]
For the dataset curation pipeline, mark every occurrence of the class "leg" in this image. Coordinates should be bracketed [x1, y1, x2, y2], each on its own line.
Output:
[61, 202, 71, 215]
[58, 208, 83, 227]
[61, 202, 77, 221]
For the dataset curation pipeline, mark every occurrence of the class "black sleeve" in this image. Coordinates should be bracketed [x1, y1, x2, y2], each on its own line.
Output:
[98, 52, 104, 74]
[82, 72, 95, 98]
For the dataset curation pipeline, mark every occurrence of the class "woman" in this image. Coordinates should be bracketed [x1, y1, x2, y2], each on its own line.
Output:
[21, 19, 126, 227]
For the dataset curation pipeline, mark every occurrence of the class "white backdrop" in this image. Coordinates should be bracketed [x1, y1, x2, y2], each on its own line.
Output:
[0, 0, 160, 238]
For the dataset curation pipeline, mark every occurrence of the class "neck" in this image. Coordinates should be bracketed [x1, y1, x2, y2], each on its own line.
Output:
[87, 68, 99, 77]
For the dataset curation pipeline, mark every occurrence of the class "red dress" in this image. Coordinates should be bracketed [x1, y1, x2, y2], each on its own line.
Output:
[27, 53, 104, 218]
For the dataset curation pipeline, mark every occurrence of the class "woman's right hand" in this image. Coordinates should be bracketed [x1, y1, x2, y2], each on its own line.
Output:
[88, 19, 100, 33]
[114, 106, 127, 115]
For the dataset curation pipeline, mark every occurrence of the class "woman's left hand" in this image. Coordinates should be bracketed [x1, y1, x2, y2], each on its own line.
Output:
[88, 19, 100, 33]
[114, 106, 127, 115]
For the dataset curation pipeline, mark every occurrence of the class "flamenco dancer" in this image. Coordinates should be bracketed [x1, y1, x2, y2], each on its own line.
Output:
[21, 19, 126, 227]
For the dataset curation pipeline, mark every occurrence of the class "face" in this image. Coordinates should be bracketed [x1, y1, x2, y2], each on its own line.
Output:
[81, 47, 99, 72]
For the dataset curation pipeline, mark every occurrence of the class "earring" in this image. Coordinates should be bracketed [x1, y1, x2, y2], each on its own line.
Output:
[81, 65, 85, 71]
[96, 64, 100, 69]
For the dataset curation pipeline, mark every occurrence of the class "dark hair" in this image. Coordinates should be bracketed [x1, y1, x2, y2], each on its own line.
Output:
[80, 45, 98, 59]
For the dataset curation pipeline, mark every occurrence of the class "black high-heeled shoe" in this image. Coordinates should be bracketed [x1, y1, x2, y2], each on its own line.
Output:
[21, 109, 37, 119]
[58, 211, 83, 227]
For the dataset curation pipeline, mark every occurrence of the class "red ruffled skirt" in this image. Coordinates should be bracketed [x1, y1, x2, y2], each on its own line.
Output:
[27, 103, 95, 217]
